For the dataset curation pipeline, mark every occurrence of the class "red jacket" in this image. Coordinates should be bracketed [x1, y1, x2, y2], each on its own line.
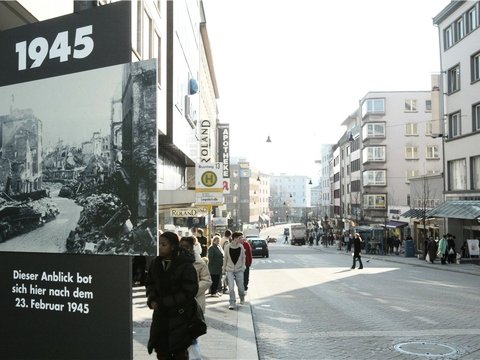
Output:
[242, 241, 253, 267]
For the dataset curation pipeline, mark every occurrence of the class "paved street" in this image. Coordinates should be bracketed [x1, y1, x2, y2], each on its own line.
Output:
[247, 240, 480, 359]
[0, 192, 82, 253]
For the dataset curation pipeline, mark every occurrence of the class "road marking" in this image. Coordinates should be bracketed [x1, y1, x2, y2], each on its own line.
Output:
[265, 328, 480, 338]
[414, 316, 439, 325]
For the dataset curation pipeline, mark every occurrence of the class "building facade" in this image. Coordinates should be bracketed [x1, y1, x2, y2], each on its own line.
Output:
[433, 1, 480, 243]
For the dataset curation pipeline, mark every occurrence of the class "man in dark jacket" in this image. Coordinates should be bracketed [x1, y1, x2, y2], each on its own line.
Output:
[351, 233, 364, 269]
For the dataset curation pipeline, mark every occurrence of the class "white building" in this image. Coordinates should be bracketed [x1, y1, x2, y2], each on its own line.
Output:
[432, 1, 480, 242]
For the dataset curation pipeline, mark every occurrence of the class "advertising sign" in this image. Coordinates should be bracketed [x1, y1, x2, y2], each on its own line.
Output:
[217, 123, 230, 194]
[171, 206, 209, 217]
[0, 252, 132, 360]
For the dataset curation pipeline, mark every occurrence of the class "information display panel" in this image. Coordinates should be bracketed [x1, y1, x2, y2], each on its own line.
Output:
[0, 251, 132, 360]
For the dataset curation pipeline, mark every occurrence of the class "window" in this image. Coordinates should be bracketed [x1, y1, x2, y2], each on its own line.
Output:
[448, 65, 460, 93]
[405, 170, 419, 183]
[425, 121, 433, 136]
[362, 146, 386, 162]
[471, 156, 480, 190]
[449, 111, 461, 138]
[467, 5, 478, 33]
[425, 100, 432, 112]
[405, 99, 417, 112]
[363, 123, 385, 138]
[472, 51, 480, 83]
[405, 123, 418, 136]
[361, 98, 385, 117]
[142, 10, 152, 59]
[405, 146, 418, 159]
[444, 26, 453, 49]
[132, 0, 142, 56]
[473, 103, 480, 131]
[363, 170, 386, 186]
[363, 194, 386, 209]
[153, 32, 161, 85]
[426, 145, 439, 159]
[448, 158, 466, 191]
[455, 16, 465, 41]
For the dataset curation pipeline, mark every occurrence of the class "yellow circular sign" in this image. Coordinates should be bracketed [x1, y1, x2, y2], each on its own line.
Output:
[201, 171, 217, 187]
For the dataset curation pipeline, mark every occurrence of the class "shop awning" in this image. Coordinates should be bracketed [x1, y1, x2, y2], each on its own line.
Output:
[384, 220, 409, 228]
[401, 208, 429, 218]
[427, 200, 480, 220]
[259, 214, 270, 222]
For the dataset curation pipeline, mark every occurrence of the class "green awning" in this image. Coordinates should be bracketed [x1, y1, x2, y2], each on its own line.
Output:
[427, 200, 480, 220]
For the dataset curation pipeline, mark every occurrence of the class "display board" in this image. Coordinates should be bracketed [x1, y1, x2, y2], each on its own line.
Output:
[0, 3, 155, 359]
[0, 251, 132, 360]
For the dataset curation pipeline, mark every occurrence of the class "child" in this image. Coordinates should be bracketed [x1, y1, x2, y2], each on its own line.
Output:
[146, 231, 199, 359]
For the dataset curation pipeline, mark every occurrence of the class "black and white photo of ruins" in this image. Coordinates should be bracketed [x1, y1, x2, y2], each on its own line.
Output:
[0, 59, 157, 256]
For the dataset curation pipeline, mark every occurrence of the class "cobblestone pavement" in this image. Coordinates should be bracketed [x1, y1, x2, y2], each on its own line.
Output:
[248, 244, 480, 360]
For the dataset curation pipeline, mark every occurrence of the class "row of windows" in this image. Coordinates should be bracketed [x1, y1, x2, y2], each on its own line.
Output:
[448, 102, 480, 138]
[361, 98, 431, 118]
[359, 145, 439, 162]
[444, 2, 479, 50]
[448, 155, 480, 191]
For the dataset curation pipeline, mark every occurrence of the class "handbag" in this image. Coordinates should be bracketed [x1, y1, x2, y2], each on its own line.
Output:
[189, 300, 207, 339]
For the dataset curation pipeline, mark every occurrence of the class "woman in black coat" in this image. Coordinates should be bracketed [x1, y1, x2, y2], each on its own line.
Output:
[146, 231, 199, 359]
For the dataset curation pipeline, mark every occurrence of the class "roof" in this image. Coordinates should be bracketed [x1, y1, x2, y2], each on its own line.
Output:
[384, 220, 409, 229]
[401, 208, 429, 218]
[427, 200, 480, 220]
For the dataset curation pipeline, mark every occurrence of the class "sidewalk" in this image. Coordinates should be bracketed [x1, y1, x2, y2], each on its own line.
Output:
[310, 243, 480, 277]
[132, 288, 258, 360]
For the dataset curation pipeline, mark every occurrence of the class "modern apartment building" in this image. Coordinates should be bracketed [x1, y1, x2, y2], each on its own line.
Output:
[337, 89, 443, 230]
[432, 1, 480, 241]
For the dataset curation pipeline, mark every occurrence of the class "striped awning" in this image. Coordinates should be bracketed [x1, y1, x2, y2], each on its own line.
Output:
[427, 200, 480, 220]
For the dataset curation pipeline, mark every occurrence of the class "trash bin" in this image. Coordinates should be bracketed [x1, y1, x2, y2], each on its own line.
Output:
[404, 239, 415, 257]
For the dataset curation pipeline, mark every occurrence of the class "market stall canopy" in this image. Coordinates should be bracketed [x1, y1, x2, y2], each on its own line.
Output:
[427, 200, 480, 220]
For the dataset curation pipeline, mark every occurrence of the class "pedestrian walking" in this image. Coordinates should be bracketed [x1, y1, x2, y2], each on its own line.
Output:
[426, 237, 437, 263]
[145, 231, 199, 360]
[219, 229, 232, 294]
[241, 236, 253, 292]
[447, 234, 456, 264]
[438, 234, 448, 265]
[222, 231, 246, 310]
[207, 235, 224, 297]
[351, 233, 363, 269]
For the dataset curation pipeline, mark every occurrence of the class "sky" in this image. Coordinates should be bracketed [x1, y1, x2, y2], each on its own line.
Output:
[0, 64, 122, 148]
[202, 0, 451, 179]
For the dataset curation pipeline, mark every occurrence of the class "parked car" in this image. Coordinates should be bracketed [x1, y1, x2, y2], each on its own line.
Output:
[248, 238, 269, 258]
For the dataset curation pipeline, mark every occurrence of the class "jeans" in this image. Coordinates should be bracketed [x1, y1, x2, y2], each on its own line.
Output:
[244, 266, 250, 291]
[226, 270, 245, 305]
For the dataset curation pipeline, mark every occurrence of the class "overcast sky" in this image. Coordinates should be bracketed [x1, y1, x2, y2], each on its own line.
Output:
[203, 0, 451, 179]
[0, 65, 122, 148]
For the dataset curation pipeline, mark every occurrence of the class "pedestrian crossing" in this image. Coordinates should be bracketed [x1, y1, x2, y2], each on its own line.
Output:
[253, 258, 286, 264]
